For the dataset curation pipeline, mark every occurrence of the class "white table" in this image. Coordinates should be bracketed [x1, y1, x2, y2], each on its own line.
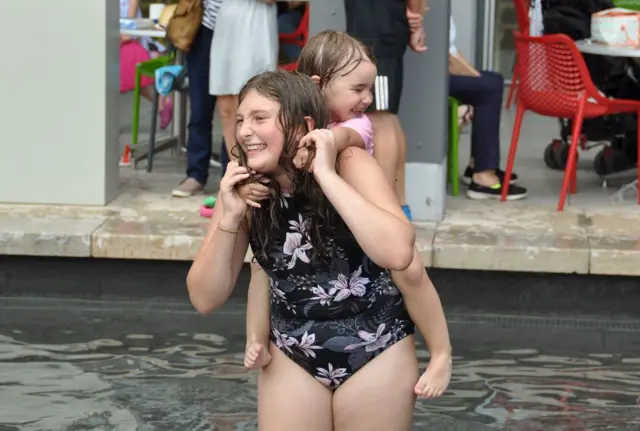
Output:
[120, 28, 167, 39]
[575, 39, 640, 58]
[576, 39, 639, 201]
[120, 26, 187, 171]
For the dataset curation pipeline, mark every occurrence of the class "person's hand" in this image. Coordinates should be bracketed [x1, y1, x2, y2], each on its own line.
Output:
[406, 8, 423, 31]
[120, 34, 133, 43]
[296, 129, 337, 178]
[219, 160, 251, 224]
[409, 26, 427, 53]
[236, 176, 271, 208]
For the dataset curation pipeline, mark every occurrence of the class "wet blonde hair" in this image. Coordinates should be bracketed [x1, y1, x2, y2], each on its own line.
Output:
[297, 30, 375, 89]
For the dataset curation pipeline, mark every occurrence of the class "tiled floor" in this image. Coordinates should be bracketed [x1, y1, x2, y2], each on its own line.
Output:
[454, 104, 638, 209]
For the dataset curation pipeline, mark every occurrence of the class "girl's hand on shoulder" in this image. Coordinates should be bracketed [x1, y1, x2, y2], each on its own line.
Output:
[236, 176, 271, 209]
[296, 129, 337, 177]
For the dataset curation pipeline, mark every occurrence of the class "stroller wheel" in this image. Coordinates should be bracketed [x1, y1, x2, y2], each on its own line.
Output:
[544, 142, 559, 170]
[593, 147, 633, 176]
[593, 149, 607, 176]
[550, 140, 575, 171]
[544, 139, 566, 171]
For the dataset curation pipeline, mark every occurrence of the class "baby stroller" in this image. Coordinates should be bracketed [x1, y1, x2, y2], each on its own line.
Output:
[541, 0, 639, 175]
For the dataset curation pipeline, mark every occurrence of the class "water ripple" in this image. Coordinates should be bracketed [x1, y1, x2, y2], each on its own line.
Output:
[1, 332, 639, 430]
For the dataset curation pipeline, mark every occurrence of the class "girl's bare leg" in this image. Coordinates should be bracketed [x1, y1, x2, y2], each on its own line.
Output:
[245, 262, 272, 370]
[217, 94, 239, 156]
[390, 114, 408, 205]
[391, 252, 452, 399]
[332, 337, 418, 431]
[258, 344, 333, 431]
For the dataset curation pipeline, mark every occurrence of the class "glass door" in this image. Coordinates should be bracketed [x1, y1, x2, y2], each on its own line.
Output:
[492, 0, 519, 77]
[480, 0, 519, 80]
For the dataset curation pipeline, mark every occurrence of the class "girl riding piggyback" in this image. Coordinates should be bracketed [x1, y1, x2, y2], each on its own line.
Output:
[239, 30, 377, 204]
[298, 30, 377, 156]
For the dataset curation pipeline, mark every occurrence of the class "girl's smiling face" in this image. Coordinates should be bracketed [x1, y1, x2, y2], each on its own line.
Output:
[321, 59, 376, 122]
[236, 90, 285, 174]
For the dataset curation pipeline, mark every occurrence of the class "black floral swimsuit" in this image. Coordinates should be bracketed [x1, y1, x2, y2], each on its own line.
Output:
[249, 195, 415, 390]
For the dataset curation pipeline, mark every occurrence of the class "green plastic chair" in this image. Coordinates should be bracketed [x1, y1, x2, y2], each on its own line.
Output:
[447, 97, 460, 196]
[131, 55, 173, 151]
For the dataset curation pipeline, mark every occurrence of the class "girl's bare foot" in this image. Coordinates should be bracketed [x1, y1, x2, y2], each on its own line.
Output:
[244, 342, 272, 370]
[409, 27, 427, 53]
[414, 353, 452, 398]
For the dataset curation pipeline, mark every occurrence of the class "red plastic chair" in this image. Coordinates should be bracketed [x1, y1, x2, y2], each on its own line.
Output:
[280, 62, 298, 72]
[278, 4, 310, 72]
[278, 4, 310, 47]
[502, 33, 640, 210]
[505, 0, 530, 109]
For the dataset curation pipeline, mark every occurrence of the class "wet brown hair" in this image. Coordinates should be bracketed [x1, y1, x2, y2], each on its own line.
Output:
[233, 70, 344, 265]
[297, 30, 375, 89]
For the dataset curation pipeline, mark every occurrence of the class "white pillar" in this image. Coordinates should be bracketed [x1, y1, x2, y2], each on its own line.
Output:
[0, 0, 120, 205]
[399, 0, 450, 221]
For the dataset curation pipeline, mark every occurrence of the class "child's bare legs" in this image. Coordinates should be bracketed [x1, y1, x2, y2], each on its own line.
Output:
[245, 342, 272, 369]
[244, 262, 273, 370]
[370, 111, 450, 390]
[415, 349, 452, 398]
[391, 251, 452, 399]
[217, 94, 239, 157]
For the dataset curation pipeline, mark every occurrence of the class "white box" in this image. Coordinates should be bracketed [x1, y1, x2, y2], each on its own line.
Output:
[592, 8, 640, 47]
[149, 4, 165, 21]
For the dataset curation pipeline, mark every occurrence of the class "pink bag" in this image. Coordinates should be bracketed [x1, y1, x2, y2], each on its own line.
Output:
[120, 41, 154, 93]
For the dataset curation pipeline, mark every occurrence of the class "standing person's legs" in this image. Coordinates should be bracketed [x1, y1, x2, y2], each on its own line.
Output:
[391, 111, 408, 207]
[258, 344, 333, 431]
[450, 72, 501, 174]
[216, 95, 239, 170]
[332, 337, 418, 431]
[368, 56, 411, 219]
[449, 71, 526, 200]
[277, 8, 303, 62]
[173, 26, 217, 197]
[370, 113, 399, 186]
[219, 138, 230, 177]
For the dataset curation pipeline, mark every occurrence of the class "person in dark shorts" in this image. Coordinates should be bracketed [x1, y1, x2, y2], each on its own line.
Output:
[344, 0, 428, 220]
